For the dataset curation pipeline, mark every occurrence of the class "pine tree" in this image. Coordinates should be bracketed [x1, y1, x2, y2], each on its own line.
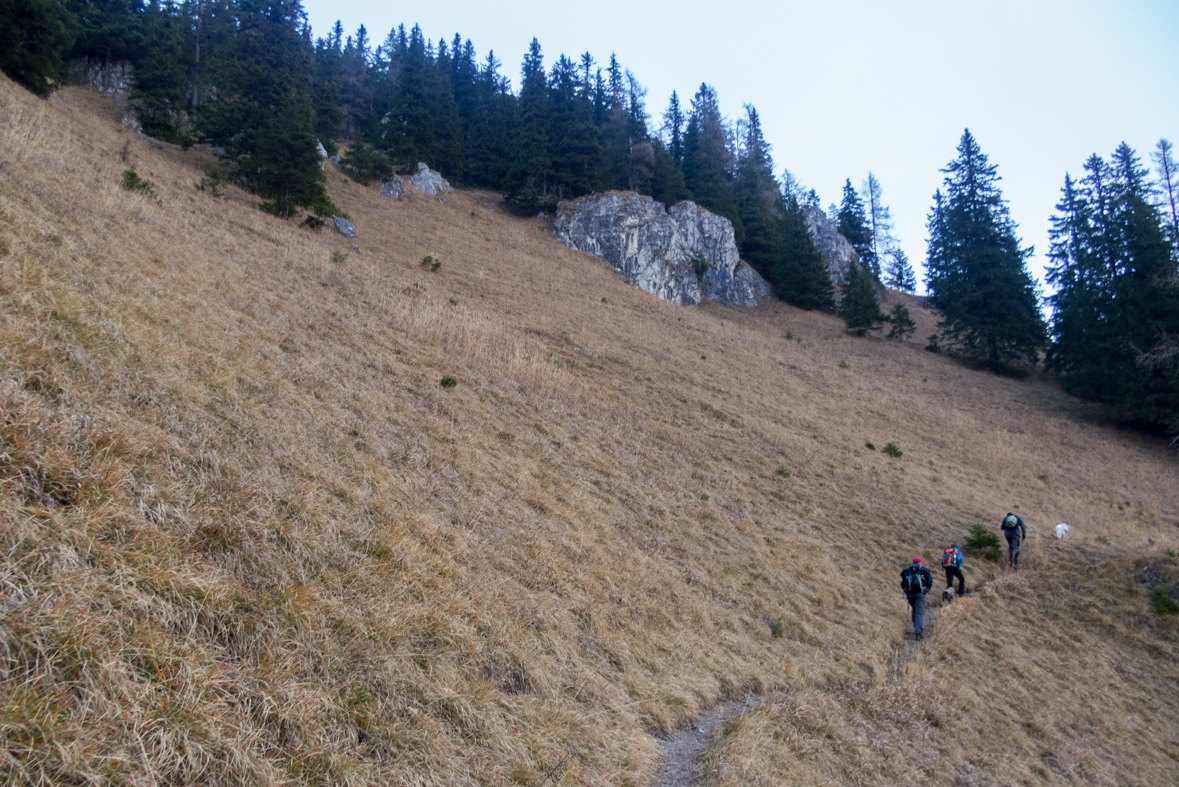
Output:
[733, 104, 780, 276]
[131, 1, 191, 144]
[464, 49, 516, 189]
[772, 193, 835, 311]
[837, 178, 873, 273]
[841, 260, 885, 335]
[661, 91, 685, 167]
[0, 0, 77, 98]
[1047, 144, 1179, 434]
[924, 129, 1046, 370]
[682, 83, 742, 245]
[548, 53, 600, 198]
[311, 23, 343, 147]
[197, 0, 333, 219]
[885, 248, 917, 293]
[504, 38, 554, 212]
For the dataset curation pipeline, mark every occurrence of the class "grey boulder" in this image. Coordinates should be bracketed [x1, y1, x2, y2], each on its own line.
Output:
[553, 192, 770, 307]
[332, 216, 355, 238]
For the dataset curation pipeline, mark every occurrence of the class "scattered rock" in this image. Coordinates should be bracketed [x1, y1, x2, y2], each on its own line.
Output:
[330, 155, 342, 166]
[803, 206, 856, 285]
[147, 141, 163, 150]
[332, 216, 355, 238]
[380, 176, 407, 201]
[407, 162, 454, 196]
[316, 140, 328, 170]
[554, 192, 771, 307]
[212, 146, 226, 157]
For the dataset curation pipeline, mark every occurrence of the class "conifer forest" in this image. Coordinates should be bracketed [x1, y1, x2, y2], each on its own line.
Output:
[2, 0, 1177, 438]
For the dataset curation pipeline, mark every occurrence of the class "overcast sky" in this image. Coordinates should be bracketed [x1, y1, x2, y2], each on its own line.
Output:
[300, 0, 1179, 293]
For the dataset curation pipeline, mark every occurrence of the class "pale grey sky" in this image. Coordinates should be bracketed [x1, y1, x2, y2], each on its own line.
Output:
[301, 0, 1179, 292]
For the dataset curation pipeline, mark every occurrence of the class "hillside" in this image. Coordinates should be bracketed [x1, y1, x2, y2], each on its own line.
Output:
[1, 78, 1178, 787]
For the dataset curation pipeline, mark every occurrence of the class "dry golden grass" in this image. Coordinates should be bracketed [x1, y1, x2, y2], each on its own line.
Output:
[0, 76, 1176, 786]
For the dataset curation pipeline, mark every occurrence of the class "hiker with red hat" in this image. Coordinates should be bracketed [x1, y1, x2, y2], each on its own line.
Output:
[900, 557, 933, 640]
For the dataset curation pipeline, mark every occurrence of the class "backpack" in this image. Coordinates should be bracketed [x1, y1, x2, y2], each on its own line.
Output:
[941, 547, 961, 568]
[1002, 514, 1018, 532]
[901, 565, 927, 594]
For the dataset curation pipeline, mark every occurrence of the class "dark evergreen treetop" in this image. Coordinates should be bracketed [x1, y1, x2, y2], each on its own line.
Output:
[837, 178, 873, 272]
[925, 129, 1046, 370]
[1047, 142, 1179, 434]
[0, 0, 77, 97]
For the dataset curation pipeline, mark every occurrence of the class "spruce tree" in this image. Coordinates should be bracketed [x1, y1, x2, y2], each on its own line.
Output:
[682, 83, 742, 245]
[197, 0, 333, 219]
[925, 129, 1046, 370]
[837, 179, 873, 274]
[131, 1, 191, 144]
[885, 248, 917, 293]
[841, 260, 885, 335]
[733, 104, 780, 276]
[548, 53, 600, 198]
[0, 0, 77, 98]
[504, 39, 554, 212]
[772, 194, 835, 311]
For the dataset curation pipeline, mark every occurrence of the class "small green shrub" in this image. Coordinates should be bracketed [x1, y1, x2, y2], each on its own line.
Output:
[769, 617, 785, 638]
[700, 493, 709, 501]
[883, 442, 903, 458]
[783, 331, 794, 341]
[690, 257, 709, 277]
[838, 360, 849, 369]
[775, 466, 791, 478]
[1097, 535, 1110, 545]
[700, 355, 707, 360]
[925, 334, 941, 353]
[601, 297, 607, 303]
[1151, 587, 1179, 615]
[330, 250, 347, 264]
[301, 215, 325, 230]
[865, 441, 876, 451]
[440, 376, 457, 388]
[1167, 549, 1176, 558]
[964, 524, 1002, 562]
[448, 298, 457, 305]
[120, 169, 161, 205]
[420, 255, 441, 272]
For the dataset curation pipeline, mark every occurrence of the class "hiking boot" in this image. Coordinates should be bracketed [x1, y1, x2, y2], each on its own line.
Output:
[915, 632, 923, 641]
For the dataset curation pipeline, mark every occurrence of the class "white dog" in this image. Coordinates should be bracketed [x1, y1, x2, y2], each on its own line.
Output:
[1054, 523, 1070, 539]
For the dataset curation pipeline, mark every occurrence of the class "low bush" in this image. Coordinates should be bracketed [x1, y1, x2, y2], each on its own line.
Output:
[440, 376, 457, 388]
[1150, 587, 1179, 615]
[883, 442, 903, 458]
[120, 169, 161, 205]
[340, 143, 393, 185]
[964, 524, 1002, 562]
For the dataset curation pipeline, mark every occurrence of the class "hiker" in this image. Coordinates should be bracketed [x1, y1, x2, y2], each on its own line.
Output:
[900, 557, 933, 640]
[1000, 512, 1027, 569]
[942, 543, 965, 596]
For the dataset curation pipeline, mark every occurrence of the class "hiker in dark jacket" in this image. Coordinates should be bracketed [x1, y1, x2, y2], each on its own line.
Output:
[900, 557, 933, 640]
[1000, 513, 1027, 569]
[942, 543, 965, 596]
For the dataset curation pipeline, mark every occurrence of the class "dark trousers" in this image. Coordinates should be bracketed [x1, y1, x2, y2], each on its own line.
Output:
[906, 592, 927, 635]
[944, 566, 965, 594]
[1006, 535, 1021, 569]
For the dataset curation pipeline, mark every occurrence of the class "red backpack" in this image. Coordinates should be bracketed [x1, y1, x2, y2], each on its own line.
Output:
[941, 547, 961, 568]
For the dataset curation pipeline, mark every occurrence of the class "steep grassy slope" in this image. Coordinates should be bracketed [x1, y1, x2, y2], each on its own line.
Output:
[1, 78, 1176, 786]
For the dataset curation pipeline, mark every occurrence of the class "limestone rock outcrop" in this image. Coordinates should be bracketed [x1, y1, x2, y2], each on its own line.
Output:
[379, 163, 453, 202]
[553, 192, 770, 307]
[803, 206, 857, 285]
[332, 216, 356, 238]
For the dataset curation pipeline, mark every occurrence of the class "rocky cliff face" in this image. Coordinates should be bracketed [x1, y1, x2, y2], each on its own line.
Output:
[803, 206, 857, 285]
[553, 192, 770, 307]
